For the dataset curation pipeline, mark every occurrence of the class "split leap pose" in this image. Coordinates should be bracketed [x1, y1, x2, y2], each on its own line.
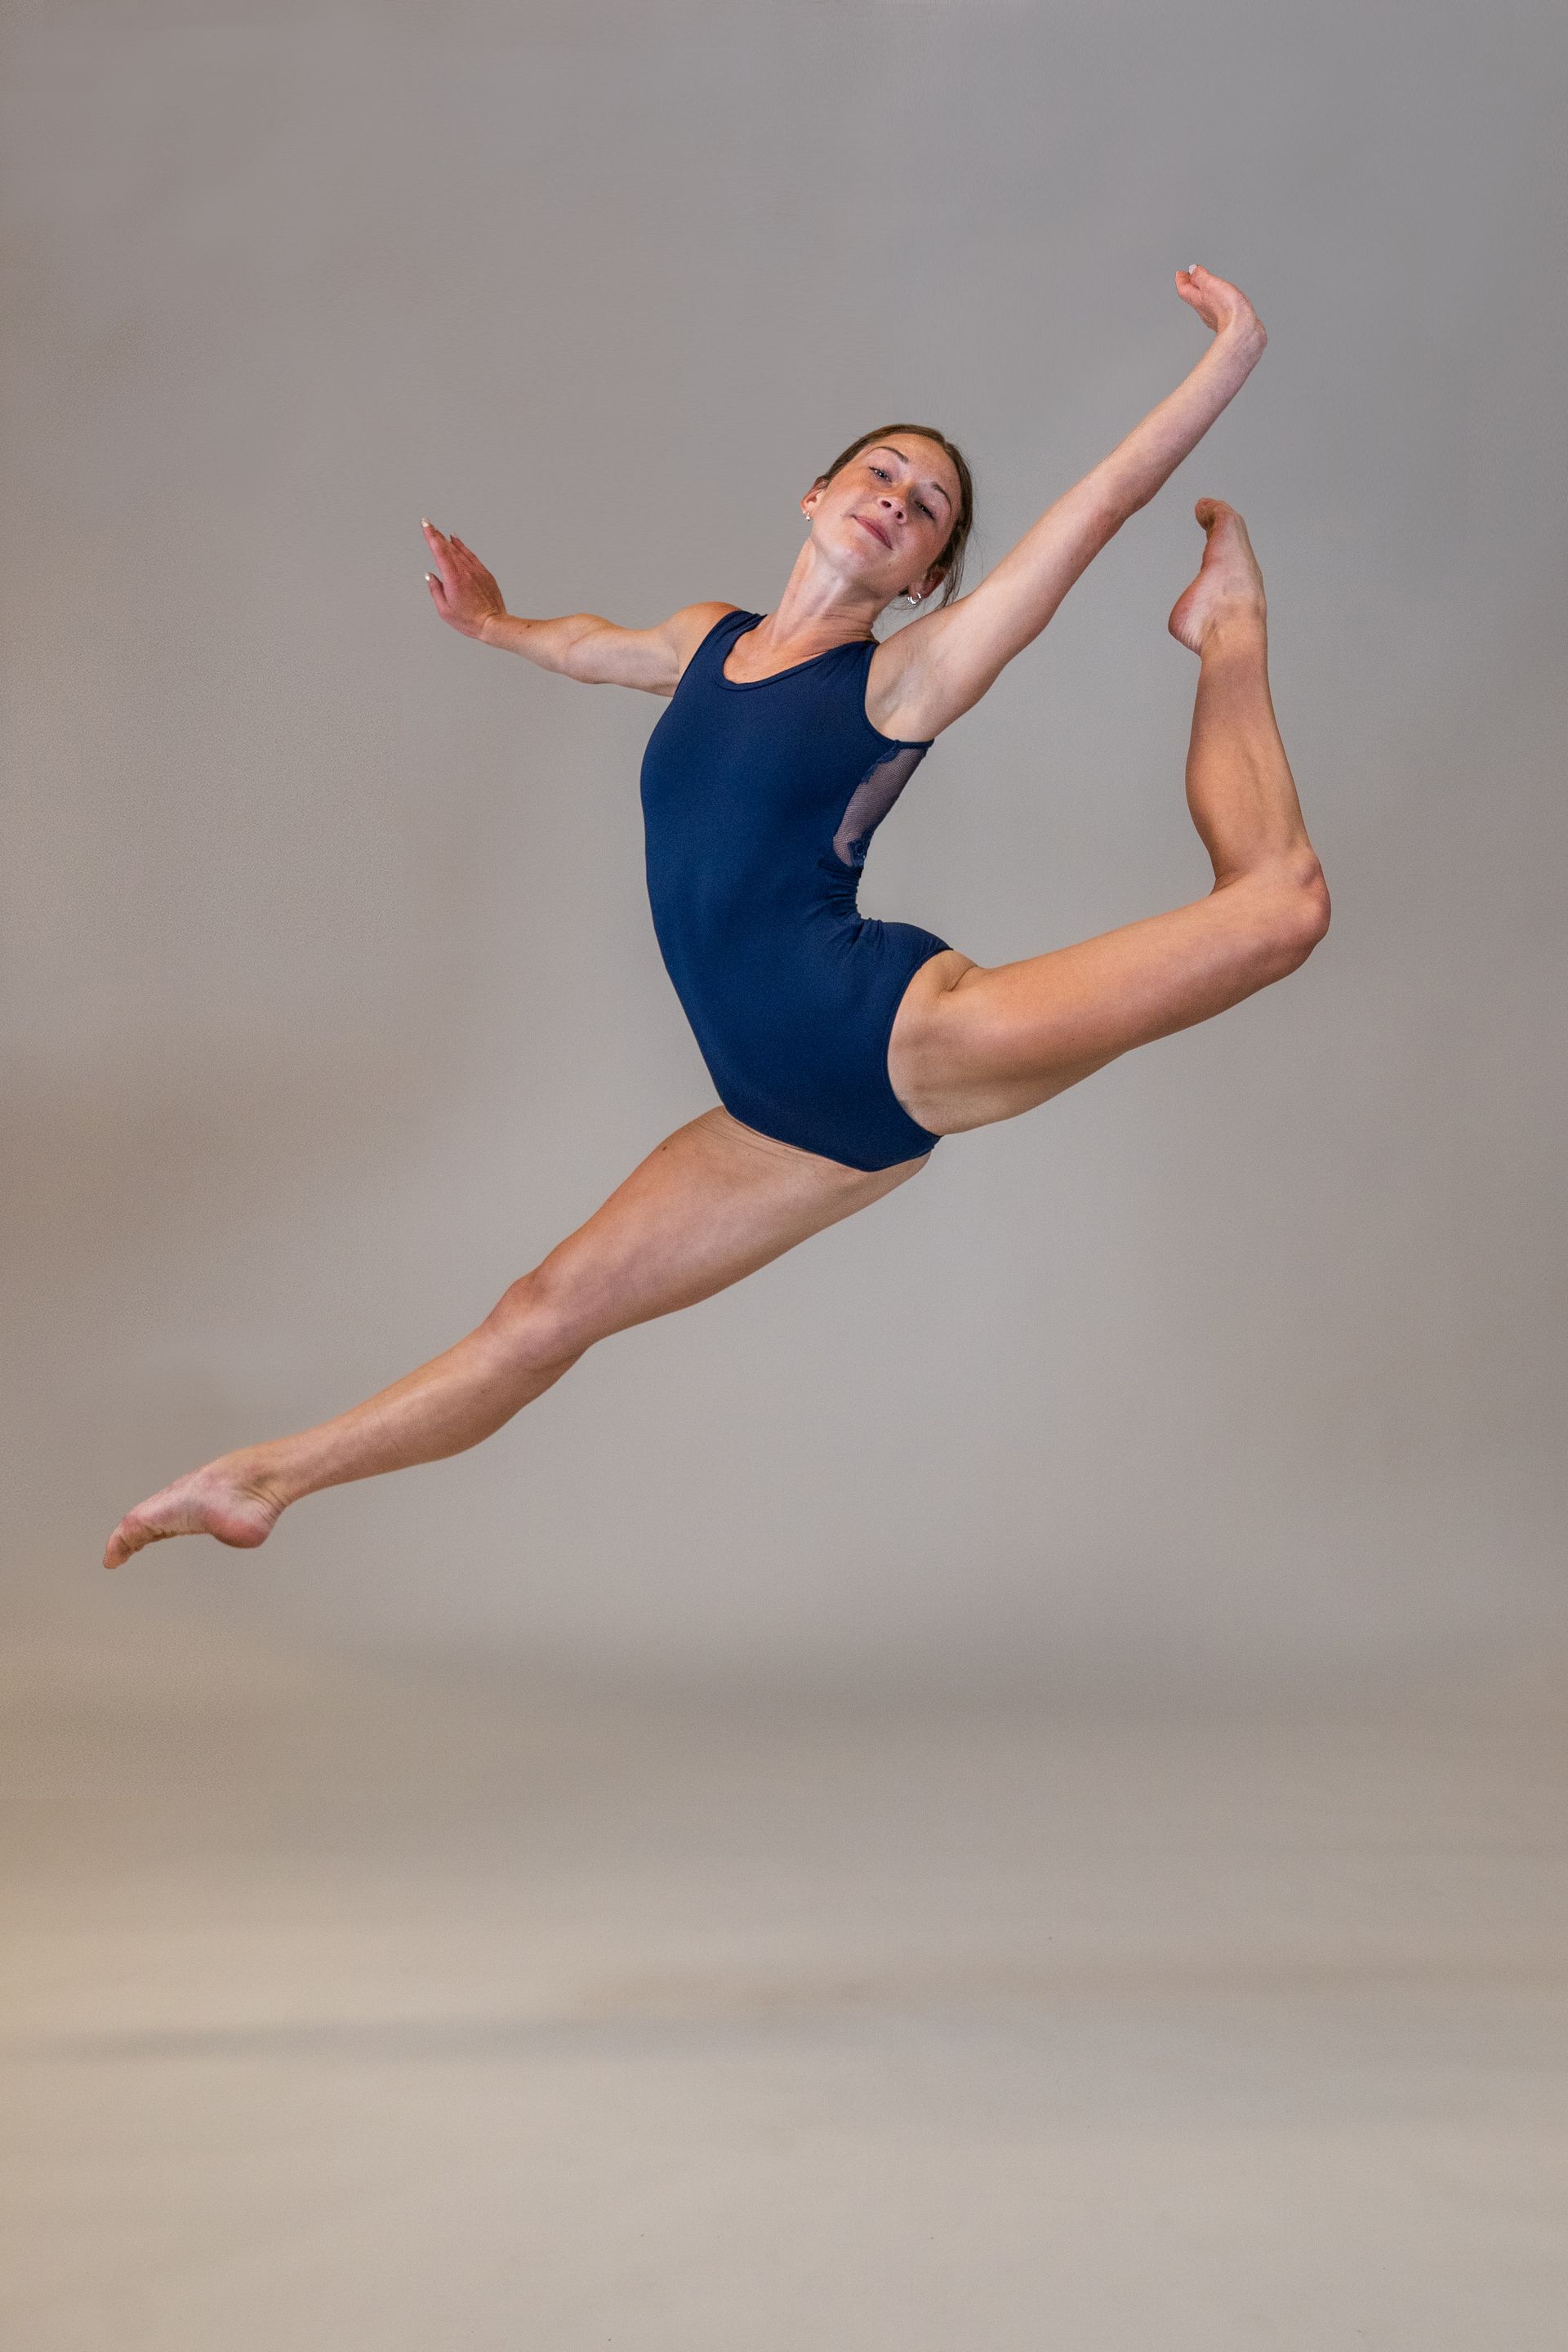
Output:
[104, 265, 1328, 1569]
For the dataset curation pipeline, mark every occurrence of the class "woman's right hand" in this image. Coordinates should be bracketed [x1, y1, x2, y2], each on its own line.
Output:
[422, 519, 507, 641]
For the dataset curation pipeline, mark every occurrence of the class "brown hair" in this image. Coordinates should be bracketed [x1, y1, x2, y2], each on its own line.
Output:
[810, 423, 976, 617]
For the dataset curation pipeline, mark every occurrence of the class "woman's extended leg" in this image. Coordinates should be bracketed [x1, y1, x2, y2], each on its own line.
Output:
[888, 499, 1330, 1135]
[102, 1111, 926, 1566]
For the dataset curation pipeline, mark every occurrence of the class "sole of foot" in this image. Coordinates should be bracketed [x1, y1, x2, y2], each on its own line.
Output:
[1167, 497, 1267, 656]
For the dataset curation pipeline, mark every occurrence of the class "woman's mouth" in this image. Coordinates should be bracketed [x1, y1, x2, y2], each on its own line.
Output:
[854, 514, 891, 548]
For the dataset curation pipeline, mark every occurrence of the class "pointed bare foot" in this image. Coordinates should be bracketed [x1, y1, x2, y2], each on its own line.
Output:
[1167, 498, 1267, 656]
[103, 1452, 289, 1568]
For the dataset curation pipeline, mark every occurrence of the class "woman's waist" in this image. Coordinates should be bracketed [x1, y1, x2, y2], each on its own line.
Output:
[648, 853, 858, 923]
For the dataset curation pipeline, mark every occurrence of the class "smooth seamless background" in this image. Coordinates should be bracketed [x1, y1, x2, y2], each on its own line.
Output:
[4, 0, 1565, 1709]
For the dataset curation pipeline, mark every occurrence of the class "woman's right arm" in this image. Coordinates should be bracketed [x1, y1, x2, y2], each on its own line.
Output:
[421, 519, 728, 694]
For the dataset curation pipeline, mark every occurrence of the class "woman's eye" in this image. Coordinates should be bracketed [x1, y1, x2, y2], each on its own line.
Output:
[871, 462, 933, 521]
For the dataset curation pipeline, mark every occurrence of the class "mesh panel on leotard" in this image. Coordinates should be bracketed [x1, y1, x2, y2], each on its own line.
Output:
[831, 742, 930, 868]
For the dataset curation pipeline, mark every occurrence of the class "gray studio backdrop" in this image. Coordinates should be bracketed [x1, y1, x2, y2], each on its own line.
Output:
[4, 0, 1564, 1708]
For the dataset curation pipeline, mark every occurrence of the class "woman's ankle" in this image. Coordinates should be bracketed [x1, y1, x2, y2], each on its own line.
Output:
[225, 1444, 304, 1515]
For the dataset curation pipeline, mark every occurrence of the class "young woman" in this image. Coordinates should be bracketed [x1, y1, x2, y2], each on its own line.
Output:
[104, 264, 1327, 1569]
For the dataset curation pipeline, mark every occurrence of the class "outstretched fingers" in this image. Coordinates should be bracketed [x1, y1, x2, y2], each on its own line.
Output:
[420, 519, 506, 639]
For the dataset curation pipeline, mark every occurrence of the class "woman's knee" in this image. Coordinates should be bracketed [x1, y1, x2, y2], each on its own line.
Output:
[483, 1264, 596, 1371]
[1256, 854, 1330, 977]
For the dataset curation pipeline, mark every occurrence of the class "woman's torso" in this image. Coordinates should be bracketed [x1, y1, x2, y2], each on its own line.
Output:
[635, 605, 947, 1165]
[639, 606, 934, 944]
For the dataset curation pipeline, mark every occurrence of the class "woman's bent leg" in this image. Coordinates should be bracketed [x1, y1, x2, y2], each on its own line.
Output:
[103, 1109, 925, 1566]
[888, 499, 1330, 1136]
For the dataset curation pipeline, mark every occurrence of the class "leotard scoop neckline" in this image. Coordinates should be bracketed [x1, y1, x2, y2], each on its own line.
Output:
[719, 615, 874, 690]
[717, 612, 933, 748]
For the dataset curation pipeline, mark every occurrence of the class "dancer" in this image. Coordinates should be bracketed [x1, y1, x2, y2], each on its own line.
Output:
[104, 265, 1327, 1568]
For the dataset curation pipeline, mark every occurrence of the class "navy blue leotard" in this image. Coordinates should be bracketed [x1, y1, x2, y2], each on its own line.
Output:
[638, 606, 951, 1172]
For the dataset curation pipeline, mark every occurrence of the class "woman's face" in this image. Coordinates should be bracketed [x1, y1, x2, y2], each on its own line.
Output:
[803, 436, 960, 603]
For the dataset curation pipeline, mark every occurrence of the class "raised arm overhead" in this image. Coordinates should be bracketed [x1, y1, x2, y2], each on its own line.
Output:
[874, 265, 1267, 743]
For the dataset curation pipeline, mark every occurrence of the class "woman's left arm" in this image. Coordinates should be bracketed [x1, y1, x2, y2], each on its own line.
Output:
[891, 266, 1266, 738]
[1076, 264, 1266, 526]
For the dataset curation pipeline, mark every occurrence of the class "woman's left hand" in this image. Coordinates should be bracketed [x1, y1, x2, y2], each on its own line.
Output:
[1175, 264, 1265, 355]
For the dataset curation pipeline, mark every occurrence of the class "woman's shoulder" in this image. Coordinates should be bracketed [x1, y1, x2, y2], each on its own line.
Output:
[661, 602, 749, 694]
[676, 600, 749, 639]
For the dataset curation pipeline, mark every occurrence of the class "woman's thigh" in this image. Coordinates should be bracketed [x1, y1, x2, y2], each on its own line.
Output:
[530, 1106, 929, 1347]
[888, 876, 1321, 1136]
